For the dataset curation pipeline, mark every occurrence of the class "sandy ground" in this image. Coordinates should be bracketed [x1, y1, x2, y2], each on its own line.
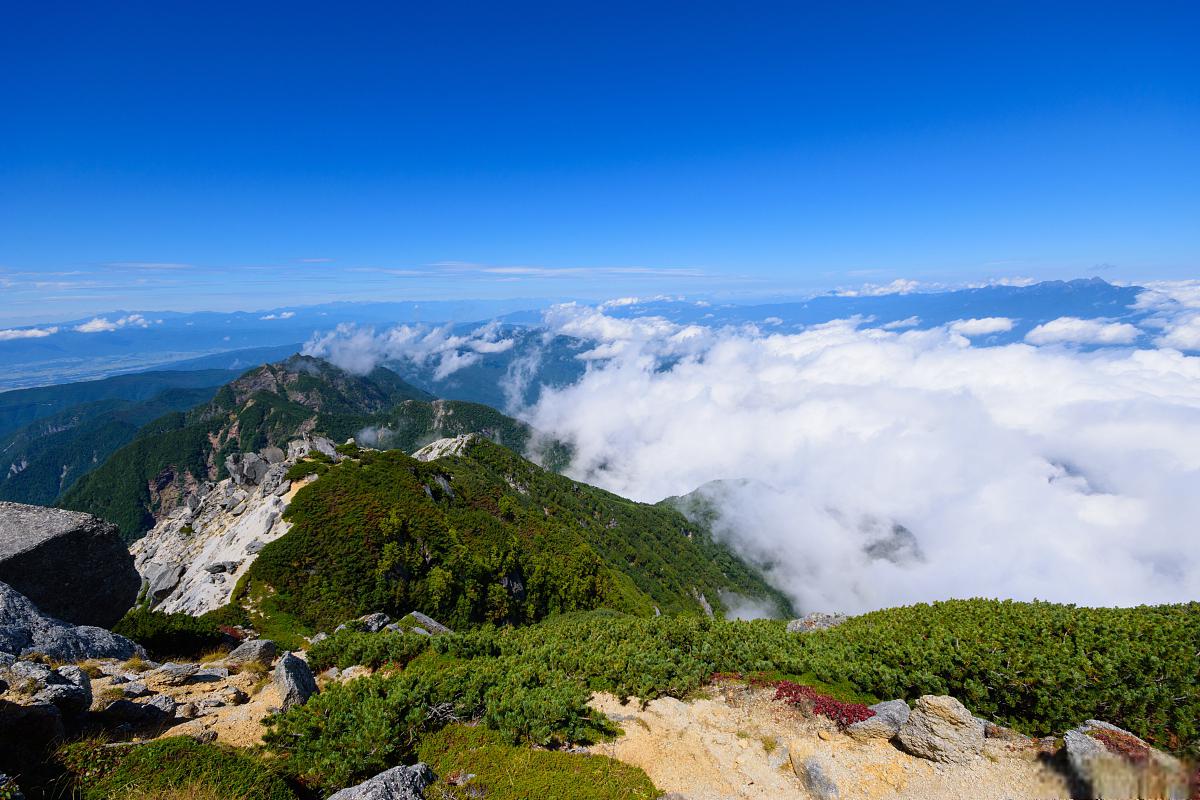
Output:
[588, 685, 1073, 800]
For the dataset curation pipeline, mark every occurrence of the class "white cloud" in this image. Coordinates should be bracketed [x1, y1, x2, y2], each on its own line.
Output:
[1025, 317, 1139, 346]
[73, 314, 153, 333]
[1156, 313, 1200, 351]
[882, 316, 921, 330]
[525, 305, 1200, 614]
[835, 278, 921, 297]
[0, 326, 59, 341]
[1132, 282, 1200, 351]
[303, 320, 515, 380]
[948, 317, 1014, 337]
[261, 311, 296, 320]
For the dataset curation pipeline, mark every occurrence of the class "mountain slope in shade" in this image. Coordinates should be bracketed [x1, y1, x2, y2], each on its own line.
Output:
[0, 387, 220, 506]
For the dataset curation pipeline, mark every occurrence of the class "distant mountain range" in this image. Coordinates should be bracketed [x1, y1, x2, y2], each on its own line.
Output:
[0, 278, 1170, 391]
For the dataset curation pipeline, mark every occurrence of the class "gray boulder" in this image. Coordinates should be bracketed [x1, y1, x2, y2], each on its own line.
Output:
[846, 699, 910, 741]
[227, 638, 278, 665]
[0, 501, 140, 627]
[356, 612, 392, 633]
[1064, 720, 1189, 799]
[273, 652, 318, 711]
[327, 763, 436, 800]
[0, 582, 141, 662]
[896, 695, 984, 763]
[786, 612, 849, 633]
[791, 755, 839, 800]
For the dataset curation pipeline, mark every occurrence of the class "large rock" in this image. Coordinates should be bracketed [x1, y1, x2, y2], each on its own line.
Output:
[327, 763, 436, 800]
[846, 699, 910, 741]
[895, 695, 984, 763]
[273, 651, 318, 711]
[226, 638, 278, 665]
[1064, 720, 1189, 799]
[0, 502, 139, 627]
[0, 582, 141, 662]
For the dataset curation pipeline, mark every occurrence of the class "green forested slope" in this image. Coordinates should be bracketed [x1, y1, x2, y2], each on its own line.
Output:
[241, 437, 791, 633]
[0, 387, 218, 506]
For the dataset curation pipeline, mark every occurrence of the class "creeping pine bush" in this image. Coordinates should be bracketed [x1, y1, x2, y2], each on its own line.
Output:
[111, 608, 227, 659]
[306, 630, 431, 672]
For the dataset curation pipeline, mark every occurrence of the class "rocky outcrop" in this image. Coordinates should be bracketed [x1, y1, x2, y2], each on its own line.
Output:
[1064, 720, 1189, 799]
[786, 612, 850, 633]
[0, 581, 141, 662]
[130, 438, 339, 615]
[896, 695, 984, 763]
[327, 763, 436, 800]
[0, 501, 139, 627]
[412, 434, 481, 462]
[1, 659, 92, 718]
[273, 652, 317, 711]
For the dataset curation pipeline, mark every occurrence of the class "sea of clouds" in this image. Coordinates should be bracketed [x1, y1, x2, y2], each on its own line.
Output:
[307, 282, 1200, 615]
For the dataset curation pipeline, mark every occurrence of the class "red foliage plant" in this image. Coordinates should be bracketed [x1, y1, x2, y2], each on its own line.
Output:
[1090, 727, 1151, 767]
[773, 681, 875, 729]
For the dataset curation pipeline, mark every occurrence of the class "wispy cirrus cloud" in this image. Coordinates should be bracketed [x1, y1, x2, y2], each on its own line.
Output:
[104, 261, 195, 271]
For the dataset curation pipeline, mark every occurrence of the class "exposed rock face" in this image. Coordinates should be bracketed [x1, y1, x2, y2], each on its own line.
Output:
[327, 763, 436, 800]
[0, 501, 140, 627]
[273, 651, 317, 711]
[412, 433, 481, 462]
[786, 612, 850, 633]
[0, 581, 141, 661]
[1064, 720, 1189, 799]
[896, 695, 984, 763]
[130, 439, 339, 615]
[846, 699, 910, 741]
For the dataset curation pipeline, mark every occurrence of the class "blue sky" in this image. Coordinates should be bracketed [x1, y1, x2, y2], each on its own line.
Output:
[1, 1, 1197, 323]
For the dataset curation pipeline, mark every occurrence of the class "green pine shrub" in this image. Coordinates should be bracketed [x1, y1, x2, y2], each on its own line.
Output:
[307, 630, 431, 672]
[111, 608, 227, 660]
